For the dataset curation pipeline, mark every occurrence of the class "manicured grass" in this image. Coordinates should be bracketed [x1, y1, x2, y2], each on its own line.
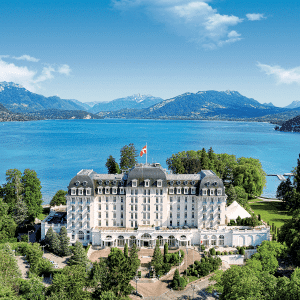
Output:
[186, 275, 199, 283]
[250, 201, 292, 228]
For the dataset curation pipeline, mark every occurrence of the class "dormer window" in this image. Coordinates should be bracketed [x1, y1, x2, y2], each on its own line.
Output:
[176, 187, 181, 194]
[191, 187, 196, 195]
[176, 180, 181, 185]
[202, 189, 207, 196]
[157, 180, 162, 188]
[105, 180, 110, 185]
[210, 189, 215, 196]
[78, 188, 83, 196]
[217, 188, 222, 195]
[75, 181, 80, 186]
[113, 180, 117, 185]
[119, 187, 124, 194]
[83, 181, 87, 187]
[105, 187, 110, 194]
[184, 187, 189, 195]
[191, 181, 195, 185]
[112, 187, 117, 194]
[132, 180, 138, 188]
[169, 187, 174, 194]
[145, 179, 150, 187]
[170, 180, 174, 186]
[71, 188, 76, 196]
[97, 187, 103, 194]
[86, 188, 91, 196]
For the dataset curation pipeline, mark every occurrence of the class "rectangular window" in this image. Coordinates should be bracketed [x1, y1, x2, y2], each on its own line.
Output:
[147, 205, 150, 211]
[132, 180, 137, 187]
[71, 188, 76, 196]
[86, 188, 91, 195]
[192, 205, 195, 211]
[121, 212, 123, 219]
[135, 205, 137, 211]
[113, 205, 116, 210]
[156, 213, 159, 219]
[147, 198, 150, 203]
[98, 204, 101, 210]
[170, 212, 172, 218]
[192, 212, 194, 219]
[177, 204, 180, 211]
[135, 198, 138, 203]
[184, 212, 187, 218]
[98, 212, 101, 218]
[177, 213, 180, 218]
[113, 196, 116, 202]
[169, 188, 174, 194]
[106, 220, 108, 226]
[121, 197, 124, 202]
[157, 180, 162, 187]
[72, 214, 75, 220]
[156, 205, 158, 211]
[113, 213, 116, 218]
[121, 220, 123, 226]
[156, 198, 159, 203]
[87, 206, 90, 212]
[106, 212, 108, 218]
[72, 222, 75, 228]
[106, 204, 108, 210]
[184, 187, 189, 194]
[113, 220, 116, 226]
[97, 187, 103, 194]
[98, 220, 101, 226]
[170, 197, 173, 202]
[105, 187, 110, 194]
[131, 205, 134, 211]
[131, 198, 134, 203]
[145, 180, 150, 187]
[79, 222, 82, 228]
[112, 187, 117, 194]
[87, 221, 90, 228]
[176, 187, 181, 194]
[210, 214, 213, 220]
[72, 206, 75, 212]
[121, 205, 123, 210]
[144, 190, 147, 195]
[170, 205, 172, 210]
[203, 214, 206, 220]
[185, 205, 187, 210]
[87, 214, 90, 220]
[135, 213, 137, 219]
[98, 197, 101, 203]
[120, 187, 124, 194]
[202, 189, 207, 195]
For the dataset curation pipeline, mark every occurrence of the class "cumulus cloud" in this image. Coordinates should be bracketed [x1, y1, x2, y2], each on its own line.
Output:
[257, 62, 300, 84]
[0, 56, 71, 91]
[113, 0, 259, 48]
[12, 55, 40, 62]
[246, 13, 265, 21]
[58, 64, 71, 76]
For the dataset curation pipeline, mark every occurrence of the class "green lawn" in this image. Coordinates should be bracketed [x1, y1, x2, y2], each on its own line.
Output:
[250, 201, 292, 228]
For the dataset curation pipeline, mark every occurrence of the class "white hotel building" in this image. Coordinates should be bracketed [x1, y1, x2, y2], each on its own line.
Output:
[42, 163, 270, 248]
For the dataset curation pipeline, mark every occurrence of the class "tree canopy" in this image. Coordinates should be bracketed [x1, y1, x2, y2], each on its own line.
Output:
[120, 143, 138, 170]
[105, 155, 121, 174]
[50, 190, 67, 207]
[166, 148, 266, 198]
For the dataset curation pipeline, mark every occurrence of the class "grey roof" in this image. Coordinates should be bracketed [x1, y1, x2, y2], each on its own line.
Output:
[68, 173, 95, 195]
[46, 212, 67, 225]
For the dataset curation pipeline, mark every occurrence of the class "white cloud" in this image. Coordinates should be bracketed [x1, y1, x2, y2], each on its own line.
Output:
[113, 0, 250, 48]
[257, 62, 300, 84]
[246, 13, 265, 21]
[13, 55, 40, 62]
[58, 64, 71, 76]
[0, 56, 71, 92]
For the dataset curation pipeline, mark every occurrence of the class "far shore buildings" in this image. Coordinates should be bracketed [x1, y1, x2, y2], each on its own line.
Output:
[41, 163, 270, 248]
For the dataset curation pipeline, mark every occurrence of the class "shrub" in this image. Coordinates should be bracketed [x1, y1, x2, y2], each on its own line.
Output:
[210, 248, 216, 255]
[178, 276, 187, 290]
[21, 235, 29, 243]
[216, 251, 221, 255]
[229, 251, 233, 255]
[240, 248, 245, 255]
[224, 251, 228, 255]
[194, 260, 201, 266]
[201, 258, 205, 263]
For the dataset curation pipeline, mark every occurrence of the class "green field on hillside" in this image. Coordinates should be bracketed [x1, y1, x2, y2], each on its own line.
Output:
[250, 201, 292, 228]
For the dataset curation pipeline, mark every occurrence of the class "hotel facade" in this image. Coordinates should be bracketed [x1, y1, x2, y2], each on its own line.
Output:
[42, 163, 270, 248]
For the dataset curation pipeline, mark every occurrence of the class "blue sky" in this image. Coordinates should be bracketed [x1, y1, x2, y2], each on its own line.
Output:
[0, 0, 299, 107]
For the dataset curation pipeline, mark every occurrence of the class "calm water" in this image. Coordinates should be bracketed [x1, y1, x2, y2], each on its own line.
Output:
[1, 119, 299, 204]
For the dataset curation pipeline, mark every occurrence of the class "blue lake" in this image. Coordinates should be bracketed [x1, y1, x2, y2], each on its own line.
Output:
[1, 119, 299, 204]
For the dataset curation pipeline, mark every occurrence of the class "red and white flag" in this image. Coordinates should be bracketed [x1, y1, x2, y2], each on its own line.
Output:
[140, 145, 147, 157]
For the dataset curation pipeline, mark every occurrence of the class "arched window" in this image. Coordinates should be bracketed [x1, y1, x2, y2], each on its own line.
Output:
[157, 235, 163, 246]
[219, 235, 224, 246]
[129, 235, 136, 247]
[180, 235, 186, 240]
[168, 235, 176, 247]
[118, 235, 125, 247]
[141, 233, 151, 240]
[78, 231, 84, 240]
[211, 235, 217, 246]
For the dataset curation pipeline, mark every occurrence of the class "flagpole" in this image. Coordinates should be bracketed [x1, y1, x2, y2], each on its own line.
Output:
[146, 143, 147, 165]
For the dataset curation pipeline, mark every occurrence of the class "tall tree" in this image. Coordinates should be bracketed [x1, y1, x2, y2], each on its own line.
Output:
[120, 143, 137, 170]
[3, 169, 23, 214]
[50, 190, 67, 207]
[105, 156, 121, 174]
[106, 248, 134, 297]
[129, 243, 140, 276]
[12, 198, 28, 226]
[225, 184, 238, 206]
[59, 226, 71, 256]
[22, 169, 43, 221]
[0, 198, 17, 240]
[152, 239, 164, 276]
[124, 243, 128, 258]
[68, 241, 89, 267]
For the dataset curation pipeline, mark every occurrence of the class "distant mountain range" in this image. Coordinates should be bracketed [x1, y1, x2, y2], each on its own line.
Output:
[1, 81, 300, 126]
[284, 100, 300, 109]
[88, 94, 164, 113]
[99, 90, 295, 120]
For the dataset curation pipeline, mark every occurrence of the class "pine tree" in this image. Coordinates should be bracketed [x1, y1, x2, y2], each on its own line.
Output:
[152, 239, 163, 276]
[164, 242, 168, 257]
[105, 155, 121, 174]
[59, 226, 71, 256]
[3, 169, 23, 214]
[120, 143, 137, 170]
[226, 184, 238, 206]
[22, 169, 43, 221]
[172, 269, 180, 289]
[12, 198, 28, 226]
[129, 243, 140, 276]
[200, 148, 209, 170]
[295, 154, 300, 193]
[68, 241, 89, 267]
[124, 243, 128, 258]
[51, 232, 60, 255]
[45, 227, 55, 245]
